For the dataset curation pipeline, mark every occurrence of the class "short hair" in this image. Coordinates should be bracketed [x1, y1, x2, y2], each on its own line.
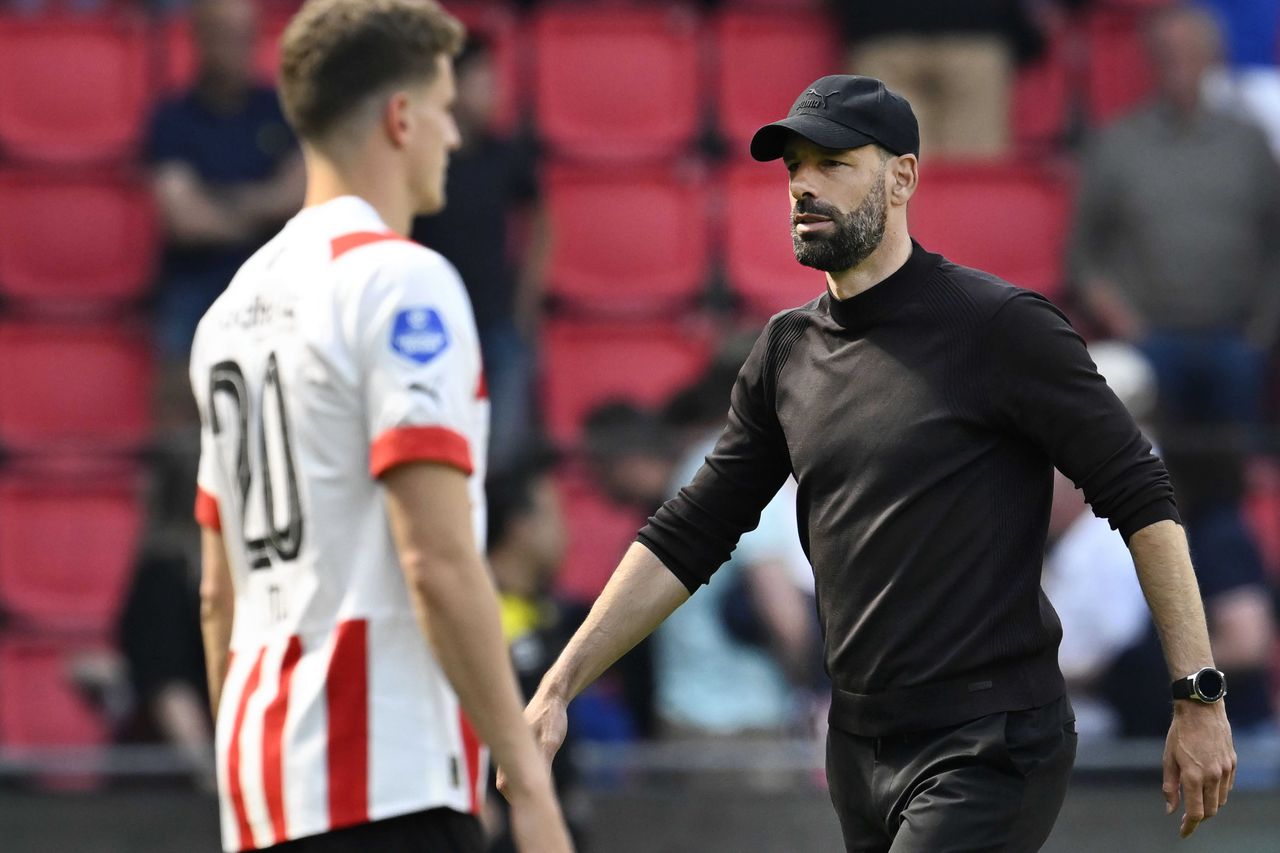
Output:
[279, 0, 465, 141]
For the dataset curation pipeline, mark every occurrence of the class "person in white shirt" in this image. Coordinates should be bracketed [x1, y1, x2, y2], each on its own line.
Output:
[190, 1, 572, 850]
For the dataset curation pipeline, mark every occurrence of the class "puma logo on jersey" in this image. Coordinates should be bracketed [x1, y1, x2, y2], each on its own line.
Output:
[391, 307, 449, 365]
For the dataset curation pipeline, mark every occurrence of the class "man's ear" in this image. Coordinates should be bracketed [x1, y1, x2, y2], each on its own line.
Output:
[889, 154, 919, 205]
[382, 90, 413, 149]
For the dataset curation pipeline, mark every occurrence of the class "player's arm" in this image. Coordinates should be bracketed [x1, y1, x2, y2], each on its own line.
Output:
[1127, 520, 1236, 839]
[199, 527, 235, 718]
[381, 462, 571, 850]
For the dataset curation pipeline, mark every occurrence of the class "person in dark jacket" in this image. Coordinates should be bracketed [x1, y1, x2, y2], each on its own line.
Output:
[509, 76, 1237, 852]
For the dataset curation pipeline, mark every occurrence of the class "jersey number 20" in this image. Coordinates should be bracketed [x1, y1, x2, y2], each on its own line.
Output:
[209, 354, 303, 569]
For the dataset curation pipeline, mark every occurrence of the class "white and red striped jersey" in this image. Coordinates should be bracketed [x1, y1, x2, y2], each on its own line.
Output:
[190, 196, 490, 852]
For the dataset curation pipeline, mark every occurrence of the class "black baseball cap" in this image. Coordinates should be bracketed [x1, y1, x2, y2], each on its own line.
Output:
[750, 75, 920, 161]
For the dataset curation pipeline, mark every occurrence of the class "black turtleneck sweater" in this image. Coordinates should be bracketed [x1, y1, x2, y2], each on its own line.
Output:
[637, 242, 1179, 737]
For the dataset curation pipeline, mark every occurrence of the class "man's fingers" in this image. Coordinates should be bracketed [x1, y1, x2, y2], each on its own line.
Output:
[1180, 773, 1204, 838]
[1162, 748, 1180, 815]
[1218, 762, 1232, 810]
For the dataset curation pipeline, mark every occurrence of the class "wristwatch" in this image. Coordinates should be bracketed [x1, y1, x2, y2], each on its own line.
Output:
[1171, 667, 1227, 703]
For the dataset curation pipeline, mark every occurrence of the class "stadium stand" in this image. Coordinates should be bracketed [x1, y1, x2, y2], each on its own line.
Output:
[554, 471, 645, 604]
[1011, 16, 1073, 151]
[0, 322, 153, 454]
[542, 319, 712, 443]
[1084, 6, 1157, 125]
[531, 4, 701, 162]
[544, 163, 711, 314]
[0, 636, 111, 748]
[907, 161, 1072, 301]
[0, 469, 143, 634]
[711, 8, 840, 151]
[0, 12, 150, 165]
[2, 0, 1273, 779]
[0, 171, 155, 310]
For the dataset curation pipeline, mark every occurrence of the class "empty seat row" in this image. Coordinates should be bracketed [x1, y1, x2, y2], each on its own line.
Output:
[546, 160, 1073, 317]
[0, 161, 1071, 317]
[0, 5, 1163, 166]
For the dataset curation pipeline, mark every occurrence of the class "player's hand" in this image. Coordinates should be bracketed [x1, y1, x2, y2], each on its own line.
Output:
[498, 690, 569, 798]
[1162, 700, 1236, 838]
[504, 774, 575, 853]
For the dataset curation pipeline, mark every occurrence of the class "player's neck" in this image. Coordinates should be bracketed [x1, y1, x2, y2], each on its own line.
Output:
[302, 148, 415, 236]
[825, 225, 913, 302]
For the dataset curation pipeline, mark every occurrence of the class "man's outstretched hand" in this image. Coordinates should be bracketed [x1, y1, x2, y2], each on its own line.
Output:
[497, 690, 570, 800]
[1162, 701, 1236, 838]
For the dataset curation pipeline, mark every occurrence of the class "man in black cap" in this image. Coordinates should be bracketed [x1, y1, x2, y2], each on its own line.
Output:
[507, 76, 1236, 850]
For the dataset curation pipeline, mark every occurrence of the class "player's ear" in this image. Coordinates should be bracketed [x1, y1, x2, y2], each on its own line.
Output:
[888, 153, 918, 206]
[383, 90, 413, 149]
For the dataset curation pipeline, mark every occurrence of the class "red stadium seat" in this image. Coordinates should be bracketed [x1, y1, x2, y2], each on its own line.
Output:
[722, 162, 829, 317]
[0, 323, 153, 453]
[554, 472, 645, 603]
[1085, 8, 1155, 125]
[445, 2, 523, 134]
[909, 162, 1072, 301]
[712, 9, 840, 151]
[542, 320, 712, 444]
[0, 14, 150, 164]
[532, 6, 701, 161]
[0, 636, 110, 748]
[1012, 20, 1072, 150]
[545, 164, 711, 314]
[0, 471, 143, 633]
[0, 172, 155, 309]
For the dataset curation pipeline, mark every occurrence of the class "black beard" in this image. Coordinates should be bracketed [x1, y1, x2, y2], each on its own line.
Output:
[791, 175, 887, 273]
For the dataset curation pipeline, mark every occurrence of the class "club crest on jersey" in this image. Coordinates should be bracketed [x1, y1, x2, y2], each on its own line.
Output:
[391, 307, 449, 365]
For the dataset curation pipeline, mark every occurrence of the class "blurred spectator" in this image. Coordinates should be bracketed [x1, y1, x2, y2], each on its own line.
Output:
[146, 0, 302, 423]
[834, 0, 1055, 158]
[484, 451, 589, 852]
[413, 37, 548, 475]
[1041, 343, 1157, 737]
[71, 458, 213, 790]
[582, 402, 679, 514]
[1071, 3, 1280, 430]
[1200, 0, 1280, 155]
[572, 401, 683, 740]
[654, 350, 821, 737]
[654, 448, 818, 737]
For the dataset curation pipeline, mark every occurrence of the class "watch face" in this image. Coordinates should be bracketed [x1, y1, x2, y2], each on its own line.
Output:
[1195, 669, 1226, 700]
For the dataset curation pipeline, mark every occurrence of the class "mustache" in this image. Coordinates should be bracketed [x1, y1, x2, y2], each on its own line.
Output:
[793, 198, 844, 220]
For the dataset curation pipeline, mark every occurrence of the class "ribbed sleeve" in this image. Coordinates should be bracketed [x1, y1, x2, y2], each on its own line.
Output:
[636, 316, 794, 591]
[983, 293, 1180, 540]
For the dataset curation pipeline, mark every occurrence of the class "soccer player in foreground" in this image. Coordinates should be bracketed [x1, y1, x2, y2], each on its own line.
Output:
[509, 76, 1236, 851]
[190, 1, 572, 850]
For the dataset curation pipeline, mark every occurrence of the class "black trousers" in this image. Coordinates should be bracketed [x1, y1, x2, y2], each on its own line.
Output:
[263, 807, 483, 853]
[826, 696, 1077, 853]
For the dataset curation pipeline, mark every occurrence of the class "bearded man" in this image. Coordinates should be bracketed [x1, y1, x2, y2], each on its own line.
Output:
[507, 75, 1236, 852]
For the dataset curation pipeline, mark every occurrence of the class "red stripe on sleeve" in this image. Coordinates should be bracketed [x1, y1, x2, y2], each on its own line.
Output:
[369, 426, 473, 478]
[475, 371, 488, 400]
[262, 636, 303, 845]
[195, 486, 221, 531]
[325, 620, 370, 831]
[228, 649, 266, 852]
[330, 230, 409, 260]
[458, 708, 482, 814]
